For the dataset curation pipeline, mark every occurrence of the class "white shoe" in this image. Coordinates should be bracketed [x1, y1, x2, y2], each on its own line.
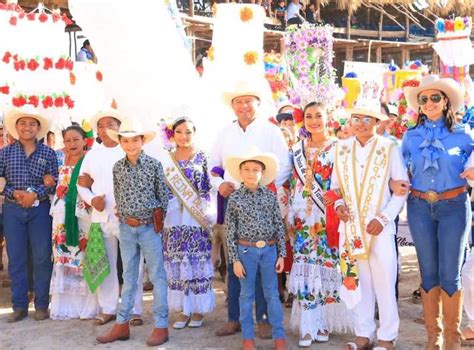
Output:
[315, 333, 329, 342]
[188, 319, 203, 328]
[298, 338, 312, 348]
[173, 317, 190, 329]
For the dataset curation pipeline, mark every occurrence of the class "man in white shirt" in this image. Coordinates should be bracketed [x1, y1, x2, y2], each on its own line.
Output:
[78, 110, 144, 326]
[330, 101, 408, 350]
[210, 80, 291, 338]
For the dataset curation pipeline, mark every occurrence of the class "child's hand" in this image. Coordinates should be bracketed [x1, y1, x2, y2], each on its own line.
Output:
[336, 205, 350, 222]
[233, 261, 246, 278]
[43, 174, 56, 187]
[275, 257, 284, 273]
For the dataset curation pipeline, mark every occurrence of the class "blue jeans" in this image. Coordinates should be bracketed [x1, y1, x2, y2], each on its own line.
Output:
[3, 200, 52, 310]
[407, 193, 471, 296]
[238, 245, 285, 340]
[116, 223, 168, 328]
[227, 260, 268, 323]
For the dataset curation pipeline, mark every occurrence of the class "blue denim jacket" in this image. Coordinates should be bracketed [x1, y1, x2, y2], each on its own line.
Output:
[402, 118, 474, 193]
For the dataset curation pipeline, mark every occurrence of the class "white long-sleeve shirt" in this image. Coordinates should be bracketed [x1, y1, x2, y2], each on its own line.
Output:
[77, 145, 124, 224]
[331, 135, 408, 235]
[209, 117, 291, 189]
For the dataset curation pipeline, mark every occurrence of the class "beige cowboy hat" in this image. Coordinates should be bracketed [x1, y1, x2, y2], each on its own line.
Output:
[404, 74, 464, 112]
[5, 104, 50, 140]
[224, 146, 279, 186]
[222, 80, 265, 107]
[106, 118, 156, 144]
[90, 109, 125, 132]
[350, 99, 388, 121]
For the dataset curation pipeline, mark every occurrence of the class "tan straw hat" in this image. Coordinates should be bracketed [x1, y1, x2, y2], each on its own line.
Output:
[5, 104, 50, 140]
[404, 74, 464, 112]
[90, 109, 125, 132]
[106, 118, 156, 144]
[224, 146, 279, 186]
[222, 80, 265, 107]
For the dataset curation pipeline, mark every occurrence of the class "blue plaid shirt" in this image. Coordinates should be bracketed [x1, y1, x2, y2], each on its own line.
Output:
[0, 141, 58, 201]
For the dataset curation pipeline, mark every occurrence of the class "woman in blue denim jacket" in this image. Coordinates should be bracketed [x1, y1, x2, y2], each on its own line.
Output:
[401, 75, 474, 350]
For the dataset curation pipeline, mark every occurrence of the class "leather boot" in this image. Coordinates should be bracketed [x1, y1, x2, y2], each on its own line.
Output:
[242, 339, 256, 350]
[257, 322, 272, 339]
[420, 287, 443, 349]
[96, 323, 130, 344]
[441, 289, 463, 350]
[274, 338, 289, 350]
[146, 328, 169, 347]
[215, 321, 241, 336]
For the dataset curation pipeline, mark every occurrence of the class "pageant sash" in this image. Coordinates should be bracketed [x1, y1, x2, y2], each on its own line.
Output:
[83, 223, 110, 293]
[162, 152, 213, 232]
[292, 141, 326, 214]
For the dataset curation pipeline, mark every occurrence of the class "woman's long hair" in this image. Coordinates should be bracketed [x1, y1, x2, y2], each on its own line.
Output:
[414, 92, 456, 132]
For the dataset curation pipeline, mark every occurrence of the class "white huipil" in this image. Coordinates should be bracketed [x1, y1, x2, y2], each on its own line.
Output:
[331, 135, 408, 342]
[77, 145, 144, 316]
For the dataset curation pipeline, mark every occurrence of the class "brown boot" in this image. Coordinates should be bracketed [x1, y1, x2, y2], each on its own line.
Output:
[441, 289, 463, 350]
[34, 308, 49, 321]
[274, 338, 289, 350]
[215, 321, 241, 336]
[7, 309, 28, 323]
[257, 322, 272, 339]
[146, 328, 169, 347]
[96, 323, 130, 344]
[420, 287, 443, 349]
[242, 339, 256, 350]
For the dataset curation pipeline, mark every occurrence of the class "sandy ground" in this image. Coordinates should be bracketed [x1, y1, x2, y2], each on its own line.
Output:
[0, 223, 471, 350]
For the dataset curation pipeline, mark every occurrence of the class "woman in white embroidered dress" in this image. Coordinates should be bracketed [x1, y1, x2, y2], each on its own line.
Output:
[288, 102, 352, 347]
[50, 126, 99, 319]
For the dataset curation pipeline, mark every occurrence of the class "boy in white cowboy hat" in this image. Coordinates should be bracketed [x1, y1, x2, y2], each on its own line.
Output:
[224, 147, 288, 350]
[330, 99, 409, 350]
[210, 79, 291, 338]
[0, 104, 58, 322]
[96, 118, 169, 347]
[77, 109, 145, 327]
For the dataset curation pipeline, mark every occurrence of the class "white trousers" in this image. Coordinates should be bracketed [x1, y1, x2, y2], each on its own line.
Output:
[462, 249, 474, 329]
[97, 232, 144, 315]
[354, 233, 399, 342]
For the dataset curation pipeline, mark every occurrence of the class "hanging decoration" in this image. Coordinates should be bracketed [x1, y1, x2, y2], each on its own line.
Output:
[264, 52, 288, 106]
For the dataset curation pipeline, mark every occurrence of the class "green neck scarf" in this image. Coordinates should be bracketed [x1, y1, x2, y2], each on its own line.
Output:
[65, 156, 85, 247]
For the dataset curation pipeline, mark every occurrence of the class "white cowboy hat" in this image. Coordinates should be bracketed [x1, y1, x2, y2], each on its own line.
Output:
[5, 104, 50, 140]
[90, 109, 125, 132]
[404, 75, 464, 112]
[222, 80, 264, 107]
[350, 99, 388, 121]
[224, 146, 279, 186]
[106, 118, 156, 144]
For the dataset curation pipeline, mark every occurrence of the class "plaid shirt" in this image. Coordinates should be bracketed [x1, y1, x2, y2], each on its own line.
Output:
[0, 141, 58, 201]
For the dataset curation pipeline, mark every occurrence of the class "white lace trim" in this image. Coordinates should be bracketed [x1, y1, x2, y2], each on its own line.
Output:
[50, 265, 90, 295]
[289, 264, 342, 295]
[164, 258, 214, 281]
[167, 289, 215, 315]
[290, 301, 354, 338]
[50, 292, 99, 320]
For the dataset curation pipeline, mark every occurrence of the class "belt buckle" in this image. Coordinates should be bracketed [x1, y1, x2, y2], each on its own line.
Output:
[425, 190, 439, 204]
[127, 218, 140, 227]
[255, 240, 266, 248]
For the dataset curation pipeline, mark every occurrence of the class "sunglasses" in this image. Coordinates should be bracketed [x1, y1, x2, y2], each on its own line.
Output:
[417, 94, 443, 105]
[351, 116, 373, 125]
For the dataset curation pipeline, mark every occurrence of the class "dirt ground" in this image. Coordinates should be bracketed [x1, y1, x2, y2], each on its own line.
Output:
[0, 222, 471, 350]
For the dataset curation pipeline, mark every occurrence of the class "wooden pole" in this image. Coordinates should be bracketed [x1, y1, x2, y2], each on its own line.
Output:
[347, 7, 352, 40]
[315, 0, 321, 22]
[345, 45, 353, 61]
[376, 46, 382, 63]
[378, 10, 384, 40]
[405, 14, 410, 41]
[188, 0, 194, 17]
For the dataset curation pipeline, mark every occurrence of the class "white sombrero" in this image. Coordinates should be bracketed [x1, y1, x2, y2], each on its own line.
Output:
[350, 99, 388, 121]
[224, 146, 278, 186]
[90, 109, 125, 132]
[5, 104, 50, 140]
[106, 118, 156, 144]
[404, 75, 464, 112]
[222, 80, 264, 107]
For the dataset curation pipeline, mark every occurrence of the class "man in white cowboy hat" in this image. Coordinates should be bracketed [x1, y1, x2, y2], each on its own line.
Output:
[96, 118, 169, 346]
[0, 104, 58, 322]
[77, 109, 145, 326]
[210, 79, 291, 338]
[330, 99, 409, 350]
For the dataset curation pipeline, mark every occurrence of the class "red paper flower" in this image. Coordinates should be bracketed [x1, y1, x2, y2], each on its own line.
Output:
[0, 86, 9, 95]
[52, 13, 60, 23]
[18, 11, 25, 19]
[38, 13, 48, 23]
[9, 16, 17, 26]
[27, 59, 39, 71]
[64, 96, 74, 109]
[96, 71, 103, 82]
[27, 12, 36, 21]
[2, 52, 11, 64]
[42, 96, 53, 108]
[28, 95, 39, 107]
[445, 19, 455, 32]
[55, 58, 66, 69]
[65, 59, 74, 70]
[43, 57, 53, 70]
[61, 14, 72, 25]
[54, 96, 64, 107]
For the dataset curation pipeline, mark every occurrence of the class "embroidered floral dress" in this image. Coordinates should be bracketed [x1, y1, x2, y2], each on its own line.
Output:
[50, 164, 99, 320]
[288, 139, 352, 339]
[163, 150, 215, 316]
